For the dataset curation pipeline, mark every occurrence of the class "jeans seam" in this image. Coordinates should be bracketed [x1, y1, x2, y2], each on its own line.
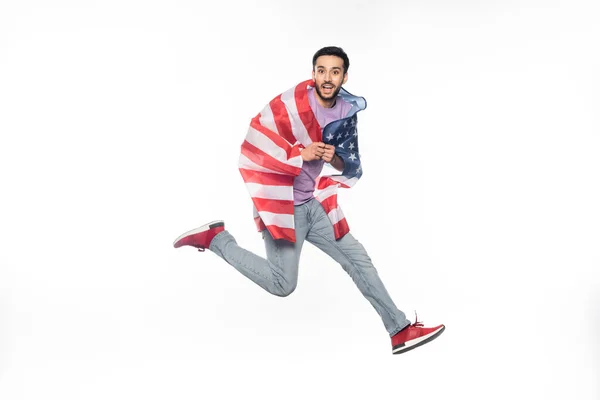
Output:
[273, 240, 284, 294]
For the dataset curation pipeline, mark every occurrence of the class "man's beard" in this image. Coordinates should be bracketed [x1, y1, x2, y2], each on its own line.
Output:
[315, 83, 342, 103]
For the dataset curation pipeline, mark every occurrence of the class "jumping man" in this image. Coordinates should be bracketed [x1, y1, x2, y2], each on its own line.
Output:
[174, 46, 445, 355]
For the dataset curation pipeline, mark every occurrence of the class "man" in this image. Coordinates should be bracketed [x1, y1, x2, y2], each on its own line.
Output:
[174, 46, 445, 355]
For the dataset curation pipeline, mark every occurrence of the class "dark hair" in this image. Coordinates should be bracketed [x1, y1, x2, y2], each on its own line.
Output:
[312, 46, 350, 74]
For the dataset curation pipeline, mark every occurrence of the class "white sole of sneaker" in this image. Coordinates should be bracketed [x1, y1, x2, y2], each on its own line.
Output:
[392, 325, 445, 355]
[172, 220, 224, 246]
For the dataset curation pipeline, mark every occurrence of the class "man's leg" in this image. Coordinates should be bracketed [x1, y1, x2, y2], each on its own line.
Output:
[304, 200, 411, 336]
[208, 228, 304, 297]
[180, 204, 312, 297]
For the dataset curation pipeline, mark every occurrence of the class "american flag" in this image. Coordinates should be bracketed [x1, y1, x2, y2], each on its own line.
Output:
[321, 113, 362, 179]
[238, 79, 365, 242]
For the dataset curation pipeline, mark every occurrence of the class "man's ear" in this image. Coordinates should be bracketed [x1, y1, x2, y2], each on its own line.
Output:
[312, 70, 316, 82]
[343, 72, 348, 85]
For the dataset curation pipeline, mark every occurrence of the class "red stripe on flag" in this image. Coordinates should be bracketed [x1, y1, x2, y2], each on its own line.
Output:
[241, 141, 302, 176]
[265, 225, 296, 242]
[319, 193, 338, 214]
[239, 168, 296, 186]
[295, 80, 322, 143]
[332, 218, 350, 240]
[316, 176, 351, 190]
[254, 216, 267, 232]
[269, 96, 297, 146]
[253, 197, 294, 214]
[317, 177, 339, 190]
[254, 216, 296, 241]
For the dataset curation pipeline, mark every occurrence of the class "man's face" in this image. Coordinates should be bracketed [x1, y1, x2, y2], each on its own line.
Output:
[312, 55, 348, 103]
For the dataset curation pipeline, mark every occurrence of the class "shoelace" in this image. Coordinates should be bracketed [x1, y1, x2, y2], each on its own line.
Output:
[411, 311, 424, 328]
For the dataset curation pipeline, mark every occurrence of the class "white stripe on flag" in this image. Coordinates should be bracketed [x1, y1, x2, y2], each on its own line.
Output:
[327, 206, 345, 225]
[315, 185, 338, 202]
[258, 104, 279, 134]
[245, 126, 289, 162]
[328, 176, 359, 187]
[239, 154, 288, 174]
[259, 211, 295, 229]
[280, 87, 312, 147]
[246, 183, 293, 200]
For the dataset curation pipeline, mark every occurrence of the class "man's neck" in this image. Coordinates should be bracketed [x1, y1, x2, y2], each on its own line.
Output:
[315, 93, 337, 109]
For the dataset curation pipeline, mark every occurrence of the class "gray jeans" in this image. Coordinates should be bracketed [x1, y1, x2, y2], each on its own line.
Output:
[209, 198, 410, 336]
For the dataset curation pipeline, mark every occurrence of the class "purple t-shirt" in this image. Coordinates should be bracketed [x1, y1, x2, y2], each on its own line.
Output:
[293, 87, 353, 205]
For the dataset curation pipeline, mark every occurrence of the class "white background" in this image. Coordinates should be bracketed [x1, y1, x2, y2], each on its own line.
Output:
[1, 0, 599, 399]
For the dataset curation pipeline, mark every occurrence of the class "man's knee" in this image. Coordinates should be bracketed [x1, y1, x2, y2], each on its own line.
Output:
[273, 280, 297, 297]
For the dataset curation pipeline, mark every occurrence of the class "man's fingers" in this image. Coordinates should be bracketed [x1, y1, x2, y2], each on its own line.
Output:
[307, 142, 334, 160]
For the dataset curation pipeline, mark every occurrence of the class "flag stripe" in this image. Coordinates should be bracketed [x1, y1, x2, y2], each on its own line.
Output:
[269, 95, 297, 146]
[317, 177, 340, 190]
[246, 182, 293, 201]
[250, 115, 296, 153]
[315, 183, 338, 200]
[319, 193, 339, 215]
[245, 125, 295, 163]
[264, 225, 296, 242]
[254, 215, 267, 231]
[258, 211, 295, 229]
[258, 104, 279, 135]
[241, 140, 302, 176]
[294, 81, 322, 143]
[316, 176, 356, 191]
[239, 168, 295, 186]
[280, 86, 312, 147]
[239, 154, 289, 175]
[332, 217, 350, 240]
[327, 206, 346, 225]
[253, 198, 295, 214]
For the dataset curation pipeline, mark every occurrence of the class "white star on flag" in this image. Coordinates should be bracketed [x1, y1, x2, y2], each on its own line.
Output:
[349, 153, 357, 161]
[326, 133, 334, 140]
[349, 142, 355, 150]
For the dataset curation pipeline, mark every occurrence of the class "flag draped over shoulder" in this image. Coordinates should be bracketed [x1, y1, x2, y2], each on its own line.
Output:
[238, 79, 367, 242]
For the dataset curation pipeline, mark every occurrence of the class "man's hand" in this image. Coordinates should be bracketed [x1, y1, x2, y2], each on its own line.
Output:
[321, 144, 336, 163]
[301, 142, 326, 161]
[323, 144, 345, 171]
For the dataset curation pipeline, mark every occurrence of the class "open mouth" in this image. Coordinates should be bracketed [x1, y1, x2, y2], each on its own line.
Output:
[322, 84, 334, 93]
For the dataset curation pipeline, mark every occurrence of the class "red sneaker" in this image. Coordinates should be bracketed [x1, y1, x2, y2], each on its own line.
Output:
[391, 313, 445, 355]
[173, 220, 225, 251]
